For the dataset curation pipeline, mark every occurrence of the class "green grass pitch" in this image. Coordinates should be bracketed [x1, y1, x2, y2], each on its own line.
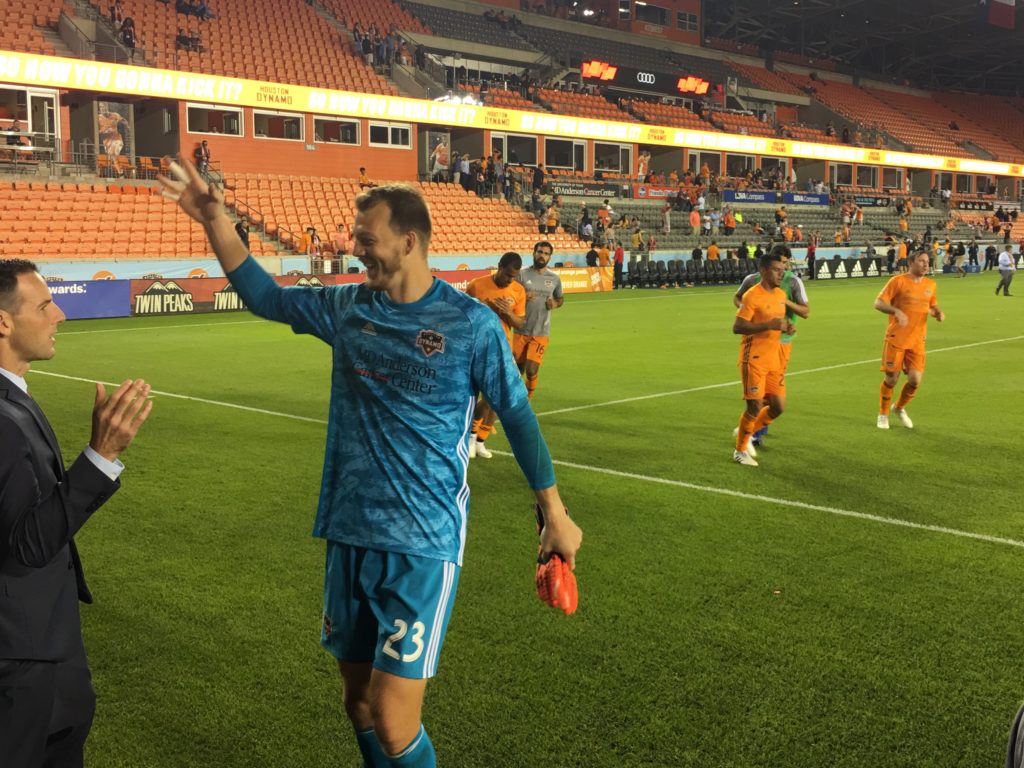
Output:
[27, 272, 1024, 767]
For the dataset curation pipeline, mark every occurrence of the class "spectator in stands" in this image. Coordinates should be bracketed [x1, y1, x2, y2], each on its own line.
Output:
[458, 154, 470, 191]
[235, 219, 249, 249]
[707, 240, 720, 261]
[532, 164, 545, 193]
[709, 209, 721, 236]
[544, 203, 560, 235]
[176, 28, 190, 50]
[120, 18, 137, 58]
[585, 244, 598, 267]
[358, 167, 376, 189]
[722, 208, 736, 235]
[691, 244, 703, 264]
[1004, 223, 1013, 244]
[193, 140, 210, 176]
[612, 239, 626, 289]
[825, 121, 835, 137]
[701, 213, 711, 239]
[176, 0, 192, 15]
[841, 126, 851, 143]
[661, 202, 671, 235]
[5, 119, 25, 148]
[331, 223, 352, 262]
[110, 0, 124, 28]
[188, 28, 203, 52]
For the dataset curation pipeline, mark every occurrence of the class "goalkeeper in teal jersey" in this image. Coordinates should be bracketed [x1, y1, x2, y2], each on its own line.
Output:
[733, 244, 810, 450]
[159, 158, 582, 768]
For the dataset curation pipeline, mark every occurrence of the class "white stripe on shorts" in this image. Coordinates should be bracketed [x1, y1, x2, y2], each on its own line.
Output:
[423, 561, 456, 678]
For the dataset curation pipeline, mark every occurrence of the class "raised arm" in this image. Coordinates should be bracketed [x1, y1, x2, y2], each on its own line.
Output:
[157, 155, 248, 273]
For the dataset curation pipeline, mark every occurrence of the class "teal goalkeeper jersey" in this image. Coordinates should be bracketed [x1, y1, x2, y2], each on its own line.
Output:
[227, 258, 531, 565]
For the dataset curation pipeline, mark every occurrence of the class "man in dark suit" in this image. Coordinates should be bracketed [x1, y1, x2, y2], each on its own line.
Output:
[0, 259, 152, 767]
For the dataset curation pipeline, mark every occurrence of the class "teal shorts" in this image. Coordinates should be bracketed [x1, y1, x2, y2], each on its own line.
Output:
[320, 541, 460, 679]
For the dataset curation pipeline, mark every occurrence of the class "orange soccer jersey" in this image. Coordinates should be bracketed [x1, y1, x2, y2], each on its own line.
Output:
[736, 283, 787, 369]
[877, 273, 937, 350]
[466, 274, 526, 345]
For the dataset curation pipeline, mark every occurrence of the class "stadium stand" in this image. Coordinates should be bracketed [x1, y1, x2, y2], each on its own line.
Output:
[225, 174, 584, 254]
[870, 89, 1024, 165]
[775, 71, 969, 157]
[709, 111, 775, 138]
[724, 62, 805, 97]
[935, 92, 1024, 160]
[781, 124, 840, 144]
[625, 100, 713, 131]
[536, 88, 630, 123]
[403, 2, 538, 51]
[461, 83, 538, 112]
[705, 37, 760, 59]
[0, 180, 280, 260]
[82, 0, 397, 95]
[0, 0, 62, 56]
[322, 0, 430, 38]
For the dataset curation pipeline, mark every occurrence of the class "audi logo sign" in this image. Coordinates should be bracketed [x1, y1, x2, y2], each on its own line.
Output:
[636, 72, 656, 85]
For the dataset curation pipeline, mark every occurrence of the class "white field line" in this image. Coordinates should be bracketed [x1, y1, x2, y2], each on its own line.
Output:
[27, 334, 1024, 550]
[59, 319, 265, 335]
[29, 370, 328, 425]
[491, 453, 1024, 550]
[536, 334, 1024, 417]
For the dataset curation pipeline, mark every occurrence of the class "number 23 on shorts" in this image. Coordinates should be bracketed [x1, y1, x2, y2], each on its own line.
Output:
[382, 619, 425, 663]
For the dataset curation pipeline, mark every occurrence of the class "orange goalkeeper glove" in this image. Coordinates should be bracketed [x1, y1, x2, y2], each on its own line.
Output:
[535, 505, 578, 616]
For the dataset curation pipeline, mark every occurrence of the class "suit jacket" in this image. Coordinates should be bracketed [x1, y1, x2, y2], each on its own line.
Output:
[0, 378, 119, 662]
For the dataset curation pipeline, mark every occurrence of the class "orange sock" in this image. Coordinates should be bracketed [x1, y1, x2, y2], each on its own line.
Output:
[751, 405, 775, 433]
[525, 374, 538, 400]
[736, 412, 758, 451]
[879, 381, 894, 415]
[895, 383, 918, 410]
[471, 417, 483, 436]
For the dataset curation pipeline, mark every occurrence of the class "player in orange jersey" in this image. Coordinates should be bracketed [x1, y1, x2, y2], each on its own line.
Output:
[732, 251, 794, 466]
[874, 250, 945, 430]
[465, 251, 526, 458]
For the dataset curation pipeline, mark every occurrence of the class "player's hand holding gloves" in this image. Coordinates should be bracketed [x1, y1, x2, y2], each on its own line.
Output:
[535, 504, 580, 615]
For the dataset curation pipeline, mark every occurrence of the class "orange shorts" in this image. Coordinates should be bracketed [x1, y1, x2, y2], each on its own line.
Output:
[513, 334, 548, 367]
[740, 361, 785, 400]
[880, 340, 925, 374]
[779, 342, 792, 372]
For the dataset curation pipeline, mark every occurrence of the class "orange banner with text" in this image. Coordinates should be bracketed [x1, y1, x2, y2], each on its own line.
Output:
[553, 267, 614, 293]
[1, 50, 1021, 177]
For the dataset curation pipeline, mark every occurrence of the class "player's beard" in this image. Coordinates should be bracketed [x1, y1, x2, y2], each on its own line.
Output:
[360, 245, 404, 291]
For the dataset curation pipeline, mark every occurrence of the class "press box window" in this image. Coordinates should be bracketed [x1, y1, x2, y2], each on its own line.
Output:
[186, 104, 242, 136]
[254, 110, 303, 141]
[635, 3, 669, 25]
[314, 118, 359, 144]
[676, 12, 698, 31]
[369, 122, 411, 148]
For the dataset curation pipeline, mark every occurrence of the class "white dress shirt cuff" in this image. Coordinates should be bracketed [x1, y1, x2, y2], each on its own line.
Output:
[84, 446, 125, 481]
